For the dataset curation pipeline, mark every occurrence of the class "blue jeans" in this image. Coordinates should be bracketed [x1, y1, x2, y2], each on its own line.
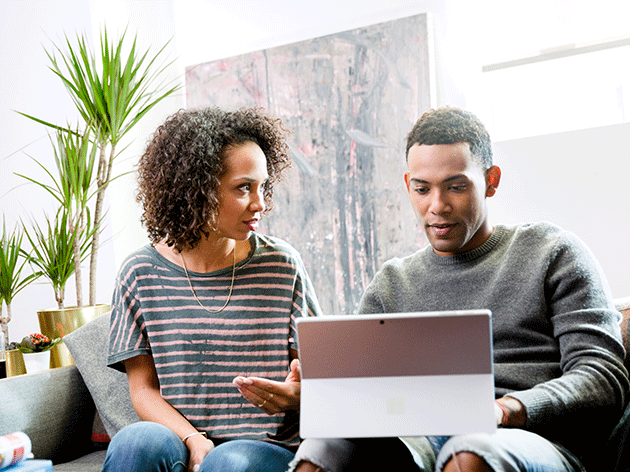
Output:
[289, 431, 585, 472]
[102, 422, 295, 472]
[428, 432, 584, 472]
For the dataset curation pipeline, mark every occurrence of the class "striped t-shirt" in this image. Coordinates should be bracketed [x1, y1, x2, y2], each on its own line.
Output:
[108, 233, 321, 448]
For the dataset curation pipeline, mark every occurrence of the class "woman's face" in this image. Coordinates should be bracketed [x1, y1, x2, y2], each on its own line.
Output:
[214, 141, 269, 241]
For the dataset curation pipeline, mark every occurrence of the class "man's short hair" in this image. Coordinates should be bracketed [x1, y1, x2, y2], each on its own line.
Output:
[405, 107, 493, 169]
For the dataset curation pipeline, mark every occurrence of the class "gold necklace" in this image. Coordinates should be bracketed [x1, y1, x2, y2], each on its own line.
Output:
[180, 247, 236, 313]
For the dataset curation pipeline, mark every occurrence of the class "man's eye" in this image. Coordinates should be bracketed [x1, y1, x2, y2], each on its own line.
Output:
[414, 187, 429, 195]
[450, 185, 467, 191]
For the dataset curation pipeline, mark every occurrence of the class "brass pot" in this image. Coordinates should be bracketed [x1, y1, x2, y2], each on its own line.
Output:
[6, 349, 26, 376]
[37, 304, 110, 368]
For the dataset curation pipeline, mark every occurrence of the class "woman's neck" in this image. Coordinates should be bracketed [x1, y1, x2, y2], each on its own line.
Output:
[157, 235, 251, 273]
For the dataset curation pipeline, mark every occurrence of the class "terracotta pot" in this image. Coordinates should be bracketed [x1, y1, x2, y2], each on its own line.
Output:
[37, 304, 110, 368]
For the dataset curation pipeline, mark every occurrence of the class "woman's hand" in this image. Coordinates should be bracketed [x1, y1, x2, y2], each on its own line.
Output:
[233, 359, 301, 414]
[186, 434, 215, 472]
[124, 355, 216, 472]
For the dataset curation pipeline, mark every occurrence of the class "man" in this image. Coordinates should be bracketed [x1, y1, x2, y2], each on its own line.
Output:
[290, 107, 628, 472]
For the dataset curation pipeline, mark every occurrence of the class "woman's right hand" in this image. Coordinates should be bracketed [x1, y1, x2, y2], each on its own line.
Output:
[187, 434, 215, 472]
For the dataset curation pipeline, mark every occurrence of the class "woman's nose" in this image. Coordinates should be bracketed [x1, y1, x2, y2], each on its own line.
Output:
[250, 188, 265, 212]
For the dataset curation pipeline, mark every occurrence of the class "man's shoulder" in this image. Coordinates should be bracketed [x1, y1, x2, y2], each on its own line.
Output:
[502, 221, 572, 245]
[379, 246, 432, 274]
[507, 221, 563, 236]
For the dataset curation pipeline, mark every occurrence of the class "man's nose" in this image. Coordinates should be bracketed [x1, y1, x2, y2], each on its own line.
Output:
[429, 190, 450, 214]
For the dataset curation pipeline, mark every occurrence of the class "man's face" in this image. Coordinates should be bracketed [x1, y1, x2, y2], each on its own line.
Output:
[404, 142, 500, 256]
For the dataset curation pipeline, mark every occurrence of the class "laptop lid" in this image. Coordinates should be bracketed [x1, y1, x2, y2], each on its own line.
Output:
[296, 310, 495, 438]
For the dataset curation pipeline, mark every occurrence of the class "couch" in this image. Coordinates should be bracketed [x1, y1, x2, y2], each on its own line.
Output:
[0, 312, 139, 471]
[2, 300, 630, 471]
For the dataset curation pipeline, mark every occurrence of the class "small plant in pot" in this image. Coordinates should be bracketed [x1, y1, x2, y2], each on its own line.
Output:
[16, 333, 61, 353]
[16, 333, 61, 373]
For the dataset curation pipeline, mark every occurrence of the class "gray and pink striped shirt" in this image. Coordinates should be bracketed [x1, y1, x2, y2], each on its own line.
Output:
[108, 233, 321, 448]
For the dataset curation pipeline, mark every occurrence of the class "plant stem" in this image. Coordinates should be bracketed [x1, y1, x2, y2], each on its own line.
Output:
[1, 305, 10, 344]
[73, 231, 82, 306]
[89, 141, 114, 306]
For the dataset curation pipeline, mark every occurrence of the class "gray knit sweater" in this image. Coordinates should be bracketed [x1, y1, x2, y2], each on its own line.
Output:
[358, 222, 628, 468]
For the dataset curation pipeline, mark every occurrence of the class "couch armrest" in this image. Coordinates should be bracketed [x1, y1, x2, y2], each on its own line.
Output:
[0, 366, 96, 463]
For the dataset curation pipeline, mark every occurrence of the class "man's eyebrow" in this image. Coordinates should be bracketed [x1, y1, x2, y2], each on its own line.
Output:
[409, 174, 468, 184]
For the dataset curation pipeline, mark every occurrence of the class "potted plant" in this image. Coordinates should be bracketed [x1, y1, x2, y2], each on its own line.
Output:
[16, 332, 61, 374]
[20, 26, 179, 306]
[18, 126, 98, 308]
[0, 221, 40, 347]
[14, 26, 179, 366]
[17, 127, 103, 367]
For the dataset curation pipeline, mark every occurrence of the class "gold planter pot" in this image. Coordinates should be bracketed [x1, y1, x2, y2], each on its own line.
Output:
[37, 304, 110, 368]
[6, 349, 27, 376]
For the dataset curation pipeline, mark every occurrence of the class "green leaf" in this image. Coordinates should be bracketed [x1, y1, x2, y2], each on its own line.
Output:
[0, 221, 40, 306]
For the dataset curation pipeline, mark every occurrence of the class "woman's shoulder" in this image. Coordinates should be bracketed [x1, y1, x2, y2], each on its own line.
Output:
[250, 233, 312, 274]
[117, 244, 166, 277]
[253, 232, 303, 258]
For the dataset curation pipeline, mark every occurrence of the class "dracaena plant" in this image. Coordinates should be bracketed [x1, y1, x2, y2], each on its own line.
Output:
[19, 26, 179, 306]
[17, 126, 98, 307]
[22, 209, 94, 310]
[0, 221, 40, 344]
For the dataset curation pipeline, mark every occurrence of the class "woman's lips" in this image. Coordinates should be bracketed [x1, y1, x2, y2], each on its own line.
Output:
[244, 219, 259, 231]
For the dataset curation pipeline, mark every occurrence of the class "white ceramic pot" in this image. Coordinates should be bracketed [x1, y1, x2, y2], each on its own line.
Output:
[22, 350, 51, 374]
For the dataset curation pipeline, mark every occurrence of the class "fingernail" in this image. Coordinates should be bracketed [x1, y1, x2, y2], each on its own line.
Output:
[193, 465, 200, 472]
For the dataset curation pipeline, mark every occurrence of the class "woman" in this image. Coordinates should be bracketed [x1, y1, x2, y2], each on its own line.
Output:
[103, 107, 322, 472]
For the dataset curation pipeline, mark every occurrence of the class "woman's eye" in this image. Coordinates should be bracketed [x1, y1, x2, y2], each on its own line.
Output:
[238, 183, 251, 192]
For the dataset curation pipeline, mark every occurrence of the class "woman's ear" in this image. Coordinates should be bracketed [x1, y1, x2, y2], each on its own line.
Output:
[485, 166, 501, 197]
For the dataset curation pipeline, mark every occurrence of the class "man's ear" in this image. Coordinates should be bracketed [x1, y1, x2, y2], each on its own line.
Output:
[485, 166, 501, 197]
[404, 171, 411, 193]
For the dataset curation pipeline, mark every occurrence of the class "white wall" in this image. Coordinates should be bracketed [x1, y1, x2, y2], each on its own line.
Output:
[2, 0, 629, 342]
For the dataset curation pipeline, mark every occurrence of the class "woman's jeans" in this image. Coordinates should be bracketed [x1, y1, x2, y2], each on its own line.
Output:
[102, 422, 295, 472]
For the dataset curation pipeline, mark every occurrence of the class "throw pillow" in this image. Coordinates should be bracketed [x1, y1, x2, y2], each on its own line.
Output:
[63, 311, 140, 438]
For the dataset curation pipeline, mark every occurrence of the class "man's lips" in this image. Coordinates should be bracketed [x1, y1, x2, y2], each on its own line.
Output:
[427, 223, 455, 236]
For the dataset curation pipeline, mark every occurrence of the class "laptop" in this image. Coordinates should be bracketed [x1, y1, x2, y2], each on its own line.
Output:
[296, 309, 495, 438]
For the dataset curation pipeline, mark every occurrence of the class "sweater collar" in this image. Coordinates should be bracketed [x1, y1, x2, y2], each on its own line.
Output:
[426, 225, 506, 265]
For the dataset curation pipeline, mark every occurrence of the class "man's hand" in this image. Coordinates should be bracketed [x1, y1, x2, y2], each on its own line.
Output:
[232, 359, 301, 414]
[495, 397, 527, 428]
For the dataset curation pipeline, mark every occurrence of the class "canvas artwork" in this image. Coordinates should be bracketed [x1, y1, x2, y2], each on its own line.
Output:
[186, 13, 434, 316]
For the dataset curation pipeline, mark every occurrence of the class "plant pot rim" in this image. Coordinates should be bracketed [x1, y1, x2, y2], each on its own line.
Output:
[37, 303, 110, 313]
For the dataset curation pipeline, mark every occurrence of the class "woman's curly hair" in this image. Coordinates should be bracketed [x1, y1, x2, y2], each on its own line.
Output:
[137, 107, 291, 251]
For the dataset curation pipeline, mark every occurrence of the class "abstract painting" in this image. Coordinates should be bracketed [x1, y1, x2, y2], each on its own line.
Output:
[186, 13, 434, 316]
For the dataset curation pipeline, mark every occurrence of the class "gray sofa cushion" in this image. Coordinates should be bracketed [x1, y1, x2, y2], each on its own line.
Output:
[51, 450, 107, 472]
[0, 366, 95, 464]
[63, 311, 139, 439]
